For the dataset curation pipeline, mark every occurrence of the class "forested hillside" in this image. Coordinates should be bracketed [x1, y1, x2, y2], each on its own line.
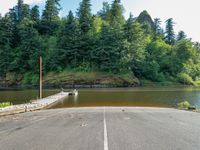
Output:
[0, 0, 200, 86]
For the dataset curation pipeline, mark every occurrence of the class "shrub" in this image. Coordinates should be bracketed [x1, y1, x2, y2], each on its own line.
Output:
[75, 62, 91, 72]
[22, 72, 39, 84]
[178, 101, 190, 108]
[0, 102, 12, 108]
[177, 73, 194, 85]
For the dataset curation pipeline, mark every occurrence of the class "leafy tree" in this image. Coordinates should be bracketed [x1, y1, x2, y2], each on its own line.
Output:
[144, 39, 173, 81]
[165, 18, 175, 45]
[172, 40, 197, 78]
[0, 0, 200, 85]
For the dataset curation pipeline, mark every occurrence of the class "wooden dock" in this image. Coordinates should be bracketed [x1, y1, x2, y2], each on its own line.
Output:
[0, 92, 69, 117]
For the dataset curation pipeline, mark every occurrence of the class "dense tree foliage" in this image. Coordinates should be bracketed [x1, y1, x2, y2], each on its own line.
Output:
[0, 0, 200, 85]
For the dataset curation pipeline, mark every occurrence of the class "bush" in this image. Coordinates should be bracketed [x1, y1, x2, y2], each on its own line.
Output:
[75, 62, 91, 72]
[22, 72, 39, 84]
[178, 101, 190, 108]
[177, 73, 194, 85]
[0, 102, 12, 108]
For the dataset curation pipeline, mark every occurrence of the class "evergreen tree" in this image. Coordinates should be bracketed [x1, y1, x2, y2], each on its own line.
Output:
[77, 0, 92, 34]
[124, 13, 135, 42]
[0, 0, 200, 85]
[94, 23, 123, 72]
[109, 0, 125, 28]
[76, 0, 93, 65]
[124, 17, 146, 76]
[17, 0, 24, 22]
[41, 0, 61, 34]
[97, 2, 111, 21]
[16, 18, 42, 72]
[177, 30, 186, 41]
[165, 18, 175, 45]
[30, 5, 40, 23]
[0, 15, 13, 75]
[154, 18, 164, 40]
[56, 11, 80, 68]
[21, 4, 30, 19]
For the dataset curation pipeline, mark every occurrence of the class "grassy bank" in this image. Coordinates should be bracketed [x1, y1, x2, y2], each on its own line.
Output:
[1, 70, 199, 87]
[43, 70, 140, 87]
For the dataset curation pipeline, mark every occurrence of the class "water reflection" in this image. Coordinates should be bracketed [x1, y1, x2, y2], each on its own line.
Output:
[51, 87, 200, 109]
[1, 87, 200, 108]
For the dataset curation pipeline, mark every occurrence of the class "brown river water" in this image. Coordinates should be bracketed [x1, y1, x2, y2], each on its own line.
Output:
[0, 87, 200, 108]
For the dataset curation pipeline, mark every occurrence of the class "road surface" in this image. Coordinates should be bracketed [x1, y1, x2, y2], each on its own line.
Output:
[0, 107, 200, 150]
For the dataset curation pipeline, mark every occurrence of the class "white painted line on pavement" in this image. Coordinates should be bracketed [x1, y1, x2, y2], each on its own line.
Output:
[104, 107, 109, 150]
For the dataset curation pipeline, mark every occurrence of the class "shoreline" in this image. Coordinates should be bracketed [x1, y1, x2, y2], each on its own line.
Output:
[0, 82, 193, 90]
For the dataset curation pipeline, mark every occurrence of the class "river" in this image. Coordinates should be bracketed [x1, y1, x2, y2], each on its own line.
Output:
[0, 87, 200, 108]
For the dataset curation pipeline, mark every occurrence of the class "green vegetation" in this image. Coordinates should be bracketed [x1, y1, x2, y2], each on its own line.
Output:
[0, 102, 12, 108]
[177, 101, 190, 109]
[43, 70, 139, 86]
[0, 0, 200, 86]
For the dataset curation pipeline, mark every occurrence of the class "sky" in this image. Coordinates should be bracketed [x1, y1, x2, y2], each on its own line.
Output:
[0, 0, 199, 42]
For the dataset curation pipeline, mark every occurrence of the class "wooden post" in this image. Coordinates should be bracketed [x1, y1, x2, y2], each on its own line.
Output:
[39, 56, 42, 99]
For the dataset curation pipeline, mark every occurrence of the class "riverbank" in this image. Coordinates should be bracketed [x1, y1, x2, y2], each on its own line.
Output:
[0, 71, 140, 88]
[0, 70, 193, 88]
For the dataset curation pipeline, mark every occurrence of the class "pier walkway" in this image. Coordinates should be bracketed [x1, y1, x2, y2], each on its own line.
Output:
[0, 92, 69, 116]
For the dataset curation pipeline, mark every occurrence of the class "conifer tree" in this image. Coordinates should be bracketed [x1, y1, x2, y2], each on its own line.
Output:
[0, 15, 13, 75]
[77, 0, 92, 34]
[109, 0, 125, 28]
[154, 18, 164, 40]
[165, 18, 175, 45]
[177, 30, 186, 41]
[17, 18, 42, 72]
[41, 0, 60, 34]
[124, 15, 146, 75]
[57, 11, 80, 68]
[31, 5, 40, 23]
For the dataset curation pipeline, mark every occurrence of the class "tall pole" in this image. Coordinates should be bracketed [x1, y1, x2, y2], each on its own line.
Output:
[39, 56, 42, 99]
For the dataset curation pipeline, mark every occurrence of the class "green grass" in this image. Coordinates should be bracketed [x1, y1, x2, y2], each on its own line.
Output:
[0, 102, 12, 108]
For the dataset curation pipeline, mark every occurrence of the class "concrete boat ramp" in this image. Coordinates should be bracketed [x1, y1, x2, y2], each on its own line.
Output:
[0, 107, 200, 150]
[0, 92, 69, 116]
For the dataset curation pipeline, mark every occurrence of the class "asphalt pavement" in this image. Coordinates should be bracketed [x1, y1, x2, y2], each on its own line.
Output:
[0, 107, 200, 150]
